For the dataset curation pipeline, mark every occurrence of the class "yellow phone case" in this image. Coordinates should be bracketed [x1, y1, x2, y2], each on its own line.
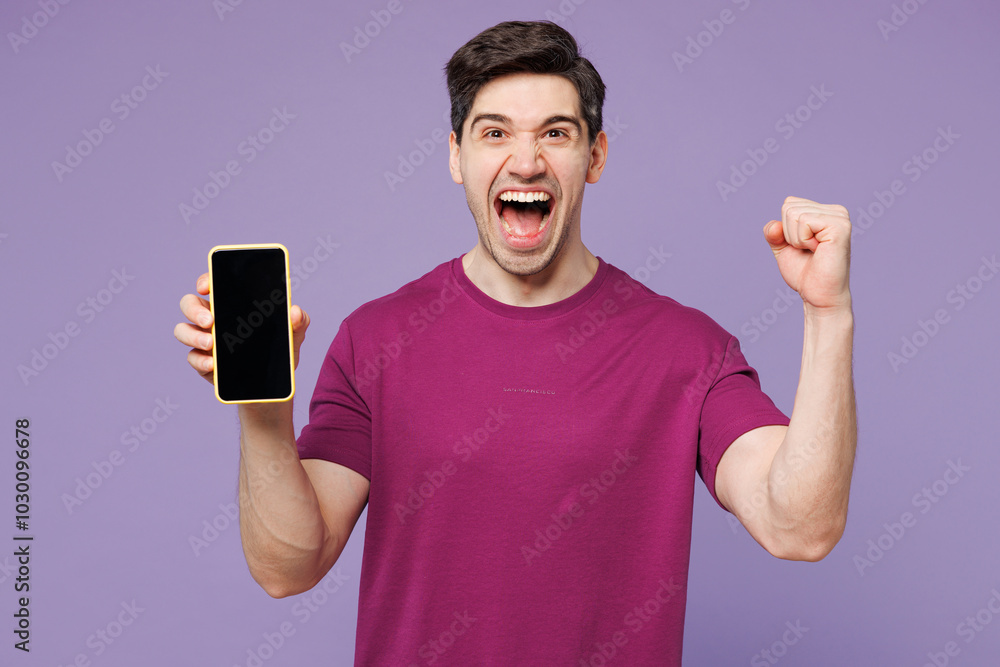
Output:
[207, 243, 295, 404]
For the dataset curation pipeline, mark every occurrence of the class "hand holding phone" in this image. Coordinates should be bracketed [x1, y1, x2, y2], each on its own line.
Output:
[207, 244, 296, 403]
[174, 247, 310, 398]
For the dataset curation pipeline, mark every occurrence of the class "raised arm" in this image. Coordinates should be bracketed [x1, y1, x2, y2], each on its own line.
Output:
[715, 197, 857, 561]
[174, 273, 369, 596]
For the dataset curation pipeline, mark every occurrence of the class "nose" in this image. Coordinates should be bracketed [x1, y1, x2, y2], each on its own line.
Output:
[506, 135, 545, 180]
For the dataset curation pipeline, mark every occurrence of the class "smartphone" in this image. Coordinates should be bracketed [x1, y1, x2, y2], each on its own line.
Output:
[208, 243, 295, 404]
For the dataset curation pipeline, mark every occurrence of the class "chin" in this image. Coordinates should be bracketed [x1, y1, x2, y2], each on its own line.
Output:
[482, 222, 569, 277]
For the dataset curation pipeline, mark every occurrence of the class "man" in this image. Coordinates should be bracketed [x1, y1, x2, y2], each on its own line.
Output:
[175, 20, 855, 665]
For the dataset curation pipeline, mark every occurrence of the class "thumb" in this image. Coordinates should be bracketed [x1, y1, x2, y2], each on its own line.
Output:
[291, 305, 309, 331]
[763, 220, 786, 249]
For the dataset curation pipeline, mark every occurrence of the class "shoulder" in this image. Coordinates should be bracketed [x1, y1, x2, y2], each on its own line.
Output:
[601, 261, 734, 347]
[342, 258, 459, 329]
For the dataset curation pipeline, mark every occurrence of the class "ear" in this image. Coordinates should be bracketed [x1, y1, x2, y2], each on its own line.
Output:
[448, 131, 463, 185]
[585, 130, 608, 184]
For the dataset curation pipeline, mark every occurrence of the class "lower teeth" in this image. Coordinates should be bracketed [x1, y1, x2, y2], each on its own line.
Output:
[502, 215, 548, 238]
[503, 219, 546, 237]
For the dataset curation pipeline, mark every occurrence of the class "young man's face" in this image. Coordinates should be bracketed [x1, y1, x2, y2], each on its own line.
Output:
[449, 73, 607, 277]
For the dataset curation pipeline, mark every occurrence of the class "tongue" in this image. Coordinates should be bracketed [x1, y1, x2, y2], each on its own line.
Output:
[501, 203, 544, 237]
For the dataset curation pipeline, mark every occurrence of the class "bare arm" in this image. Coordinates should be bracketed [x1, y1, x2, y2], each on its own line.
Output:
[716, 308, 855, 560]
[237, 402, 369, 597]
[715, 197, 857, 561]
[175, 272, 370, 596]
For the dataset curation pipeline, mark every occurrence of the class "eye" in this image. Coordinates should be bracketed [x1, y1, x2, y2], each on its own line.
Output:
[485, 129, 505, 139]
[545, 129, 573, 141]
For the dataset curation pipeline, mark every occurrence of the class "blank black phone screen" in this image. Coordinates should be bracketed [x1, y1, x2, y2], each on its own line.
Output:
[211, 247, 292, 402]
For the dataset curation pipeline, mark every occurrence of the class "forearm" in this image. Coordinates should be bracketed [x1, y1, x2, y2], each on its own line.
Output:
[766, 303, 857, 558]
[237, 401, 333, 597]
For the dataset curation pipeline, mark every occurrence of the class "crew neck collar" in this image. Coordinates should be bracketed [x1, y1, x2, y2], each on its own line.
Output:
[450, 254, 609, 321]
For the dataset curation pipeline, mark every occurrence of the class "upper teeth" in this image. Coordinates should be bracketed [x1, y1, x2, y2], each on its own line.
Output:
[499, 191, 551, 203]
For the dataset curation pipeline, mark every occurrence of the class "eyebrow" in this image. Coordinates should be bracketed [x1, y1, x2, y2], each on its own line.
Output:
[469, 113, 583, 134]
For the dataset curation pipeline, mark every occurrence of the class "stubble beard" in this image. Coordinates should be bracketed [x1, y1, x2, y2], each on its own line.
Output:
[464, 188, 574, 277]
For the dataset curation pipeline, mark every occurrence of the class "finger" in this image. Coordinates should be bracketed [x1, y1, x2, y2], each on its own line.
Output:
[186, 348, 214, 378]
[783, 195, 848, 212]
[291, 305, 310, 332]
[782, 196, 845, 213]
[196, 272, 210, 295]
[782, 205, 801, 248]
[763, 220, 787, 250]
[288, 306, 308, 370]
[786, 206, 842, 225]
[782, 195, 816, 208]
[783, 204, 827, 250]
[781, 197, 822, 248]
[782, 199, 850, 226]
[291, 308, 309, 352]
[788, 206, 845, 249]
[180, 293, 213, 328]
[174, 322, 214, 351]
[797, 219, 819, 252]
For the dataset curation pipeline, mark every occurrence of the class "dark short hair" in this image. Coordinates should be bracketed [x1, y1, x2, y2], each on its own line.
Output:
[445, 21, 605, 145]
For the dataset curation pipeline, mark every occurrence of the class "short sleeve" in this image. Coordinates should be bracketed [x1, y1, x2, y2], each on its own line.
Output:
[696, 336, 789, 509]
[296, 319, 373, 480]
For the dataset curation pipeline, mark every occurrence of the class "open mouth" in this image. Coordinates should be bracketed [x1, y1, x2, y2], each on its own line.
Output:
[494, 190, 553, 243]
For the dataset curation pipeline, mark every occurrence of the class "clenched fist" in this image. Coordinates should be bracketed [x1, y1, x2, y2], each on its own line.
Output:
[764, 196, 852, 314]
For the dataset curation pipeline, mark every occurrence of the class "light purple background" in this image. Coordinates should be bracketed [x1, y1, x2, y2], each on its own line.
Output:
[3, 1, 998, 665]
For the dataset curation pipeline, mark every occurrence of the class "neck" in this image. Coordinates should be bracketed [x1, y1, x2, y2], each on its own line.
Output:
[461, 240, 599, 307]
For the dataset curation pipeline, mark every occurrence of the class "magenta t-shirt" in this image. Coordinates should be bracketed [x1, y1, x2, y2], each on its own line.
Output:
[297, 256, 789, 665]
